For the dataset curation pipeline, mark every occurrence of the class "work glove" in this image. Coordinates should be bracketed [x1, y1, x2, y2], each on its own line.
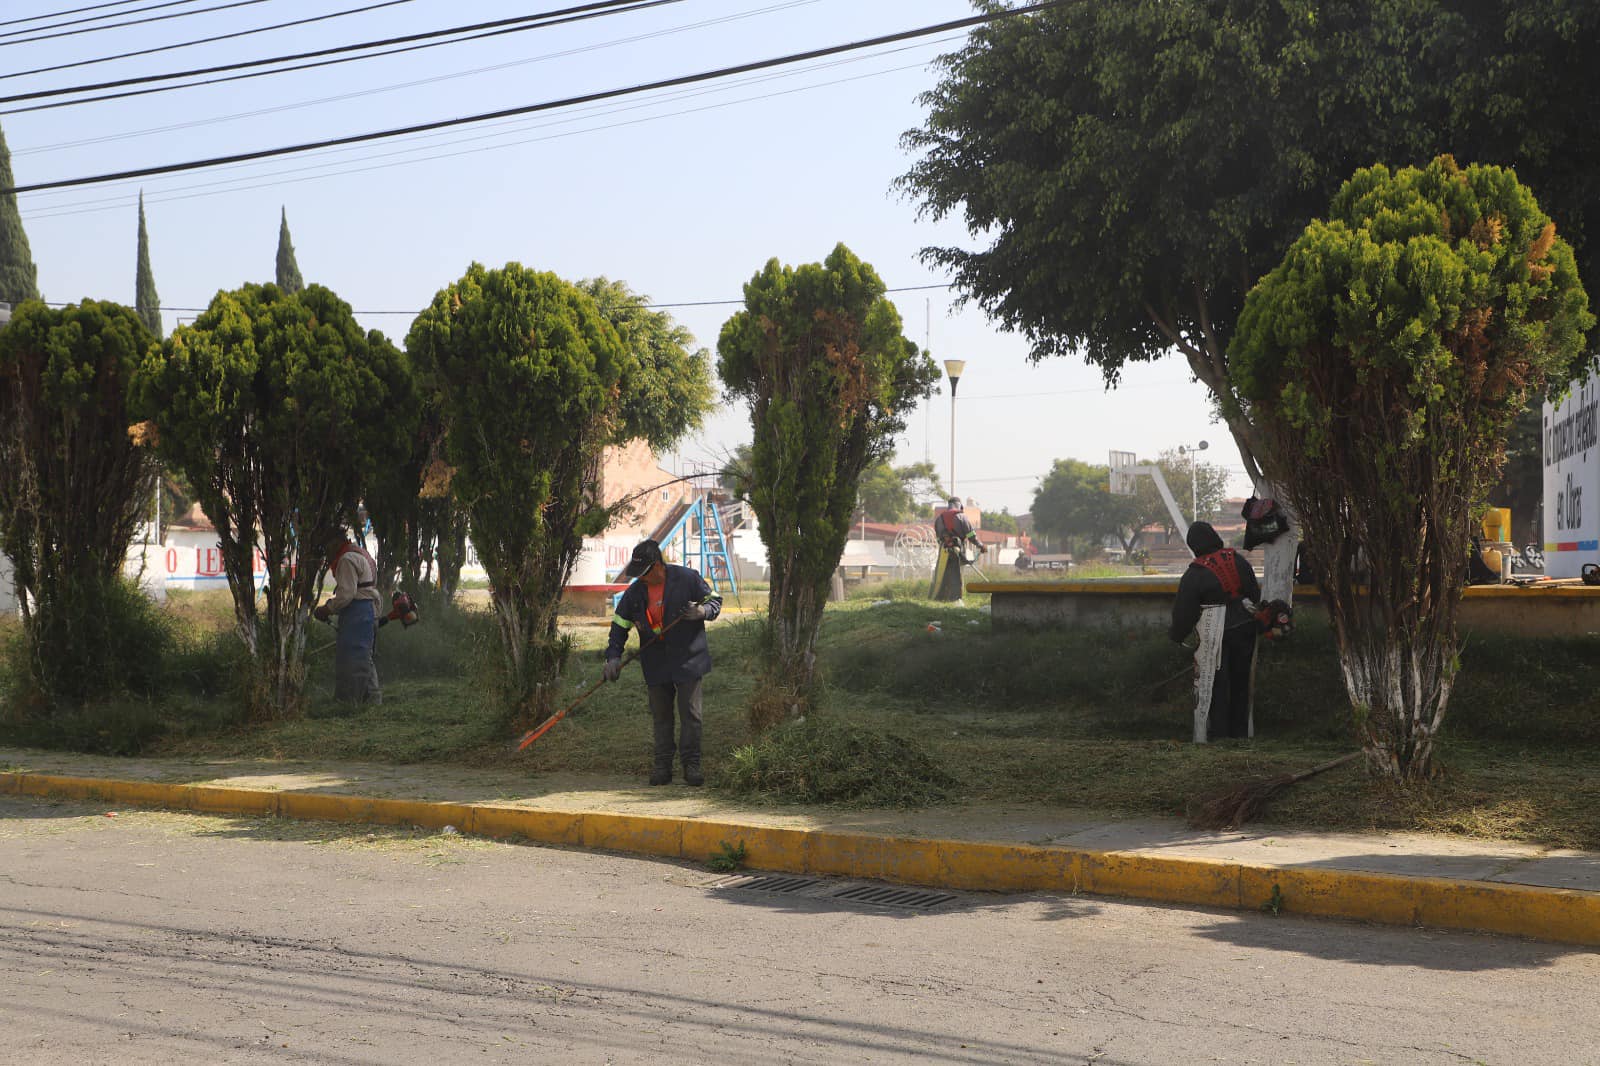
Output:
[602, 658, 623, 683]
[679, 602, 708, 622]
[312, 603, 331, 623]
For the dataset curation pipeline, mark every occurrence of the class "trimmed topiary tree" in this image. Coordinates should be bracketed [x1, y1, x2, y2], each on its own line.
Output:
[407, 264, 711, 722]
[1230, 156, 1593, 782]
[133, 283, 411, 718]
[406, 264, 627, 721]
[0, 300, 160, 703]
[717, 243, 938, 726]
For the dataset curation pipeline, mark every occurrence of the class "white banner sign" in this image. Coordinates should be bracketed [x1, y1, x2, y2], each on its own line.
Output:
[1543, 371, 1600, 578]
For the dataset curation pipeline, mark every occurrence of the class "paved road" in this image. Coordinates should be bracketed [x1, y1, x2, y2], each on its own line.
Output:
[2, 796, 1595, 1065]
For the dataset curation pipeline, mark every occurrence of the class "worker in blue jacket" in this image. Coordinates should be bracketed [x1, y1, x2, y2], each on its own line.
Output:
[604, 539, 723, 785]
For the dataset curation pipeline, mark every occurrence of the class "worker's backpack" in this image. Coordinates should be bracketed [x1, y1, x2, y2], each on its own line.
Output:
[1242, 496, 1290, 549]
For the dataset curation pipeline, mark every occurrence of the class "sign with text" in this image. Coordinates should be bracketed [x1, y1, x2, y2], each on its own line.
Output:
[1543, 371, 1600, 578]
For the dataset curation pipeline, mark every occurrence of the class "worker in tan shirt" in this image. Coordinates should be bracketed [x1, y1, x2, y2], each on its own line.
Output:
[313, 529, 383, 703]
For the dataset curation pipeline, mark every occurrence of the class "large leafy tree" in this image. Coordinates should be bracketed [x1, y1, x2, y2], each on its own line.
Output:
[0, 122, 38, 305]
[0, 300, 159, 702]
[718, 244, 939, 724]
[1231, 157, 1592, 781]
[578, 276, 713, 451]
[1030, 459, 1134, 557]
[134, 283, 410, 718]
[858, 459, 944, 522]
[901, 0, 1600, 589]
[407, 264, 708, 722]
[134, 192, 161, 338]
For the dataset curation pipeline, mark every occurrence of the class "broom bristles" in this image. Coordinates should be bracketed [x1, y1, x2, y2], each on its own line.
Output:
[1188, 773, 1295, 830]
[1187, 752, 1362, 830]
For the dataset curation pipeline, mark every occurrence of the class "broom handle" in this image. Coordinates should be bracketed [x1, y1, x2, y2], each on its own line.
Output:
[1285, 751, 1361, 783]
[515, 609, 690, 752]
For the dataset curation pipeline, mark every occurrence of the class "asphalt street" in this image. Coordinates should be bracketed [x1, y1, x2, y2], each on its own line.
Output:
[2, 796, 1596, 1065]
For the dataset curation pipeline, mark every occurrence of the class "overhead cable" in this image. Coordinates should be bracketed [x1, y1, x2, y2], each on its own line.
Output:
[0, 0, 199, 31]
[0, 0, 677, 95]
[3, 0, 1071, 195]
[20, 33, 944, 215]
[41, 285, 960, 316]
[4, 1, 414, 77]
[11, 0, 818, 158]
[2, 0, 273, 45]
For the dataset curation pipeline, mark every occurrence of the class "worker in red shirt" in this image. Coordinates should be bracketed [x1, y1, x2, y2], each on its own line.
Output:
[1170, 522, 1261, 739]
[604, 539, 722, 785]
[929, 496, 978, 601]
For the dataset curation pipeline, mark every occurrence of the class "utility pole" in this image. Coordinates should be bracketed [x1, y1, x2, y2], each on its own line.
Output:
[923, 299, 931, 464]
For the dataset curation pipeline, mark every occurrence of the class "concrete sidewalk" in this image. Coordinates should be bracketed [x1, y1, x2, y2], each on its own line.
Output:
[4, 746, 1598, 946]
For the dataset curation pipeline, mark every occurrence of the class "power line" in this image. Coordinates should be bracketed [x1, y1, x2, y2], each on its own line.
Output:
[0, 0, 674, 97]
[4, 1, 415, 80]
[42, 285, 961, 317]
[12, 0, 818, 158]
[21, 37, 941, 216]
[1, 4, 686, 119]
[3, 1, 1070, 195]
[0, 0, 200, 31]
[2, 0, 273, 45]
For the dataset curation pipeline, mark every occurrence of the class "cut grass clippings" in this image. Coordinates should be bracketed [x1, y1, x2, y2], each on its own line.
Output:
[6, 589, 1600, 849]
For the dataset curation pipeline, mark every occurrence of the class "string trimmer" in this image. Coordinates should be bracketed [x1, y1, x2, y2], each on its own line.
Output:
[306, 590, 422, 656]
[514, 609, 690, 752]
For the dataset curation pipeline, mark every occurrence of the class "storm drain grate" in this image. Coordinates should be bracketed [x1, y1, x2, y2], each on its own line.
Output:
[725, 875, 829, 895]
[713, 875, 962, 912]
[830, 885, 960, 911]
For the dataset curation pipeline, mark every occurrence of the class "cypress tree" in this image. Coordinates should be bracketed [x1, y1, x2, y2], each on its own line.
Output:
[274, 207, 304, 293]
[0, 121, 39, 306]
[135, 191, 162, 338]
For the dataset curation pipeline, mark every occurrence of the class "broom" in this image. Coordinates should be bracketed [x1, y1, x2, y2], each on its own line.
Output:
[1187, 751, 1362, 830]
[513, 610, 690, 752]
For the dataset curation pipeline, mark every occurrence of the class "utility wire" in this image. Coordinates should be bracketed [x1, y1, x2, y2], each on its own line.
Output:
[41, 285, 961, 316]
[0, 0, 196, 31]
[2, 0, 273, 45]
[4, 1, 415, 78]
[21, 34, 945, 216]
[2, 1, 683, 117]
[0, 0, 675, 97]
[12, 0, 818, 158]
[4, 1, 1070, 195]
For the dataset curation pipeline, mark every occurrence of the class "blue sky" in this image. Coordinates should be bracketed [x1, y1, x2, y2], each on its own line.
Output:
[5, 0, 1246, 514]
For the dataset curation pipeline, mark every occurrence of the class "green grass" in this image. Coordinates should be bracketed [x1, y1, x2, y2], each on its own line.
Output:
[8, 588, 1600, 847]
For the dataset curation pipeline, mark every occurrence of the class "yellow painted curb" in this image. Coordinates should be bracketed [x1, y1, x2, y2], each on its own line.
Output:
[5, 771, 1598, 947]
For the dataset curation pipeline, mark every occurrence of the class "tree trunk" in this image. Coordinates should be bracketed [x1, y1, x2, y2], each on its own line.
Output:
[1338, 626, 1455, 782]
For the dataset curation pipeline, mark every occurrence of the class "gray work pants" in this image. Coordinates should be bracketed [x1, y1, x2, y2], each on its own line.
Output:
[334, 599, 382, 704]
[647, 678, 703, 771]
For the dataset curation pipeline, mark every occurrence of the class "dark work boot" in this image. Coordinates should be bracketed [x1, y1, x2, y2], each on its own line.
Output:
[649, 766, 672, 786]
[682, 760, 704, 787]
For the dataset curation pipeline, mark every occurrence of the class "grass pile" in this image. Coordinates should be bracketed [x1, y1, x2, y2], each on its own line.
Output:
[720, 713, 955, 807]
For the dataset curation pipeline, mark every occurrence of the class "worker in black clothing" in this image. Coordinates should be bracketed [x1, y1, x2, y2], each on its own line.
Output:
[1170, 521, 1261, 739]
[929, 496, 978, 601]
[604, 539, 723, 786]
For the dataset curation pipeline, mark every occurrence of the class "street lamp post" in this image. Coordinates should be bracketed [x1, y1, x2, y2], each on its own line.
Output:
[944, 359, 966, 502]
[1178, 440, 1209, 523]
